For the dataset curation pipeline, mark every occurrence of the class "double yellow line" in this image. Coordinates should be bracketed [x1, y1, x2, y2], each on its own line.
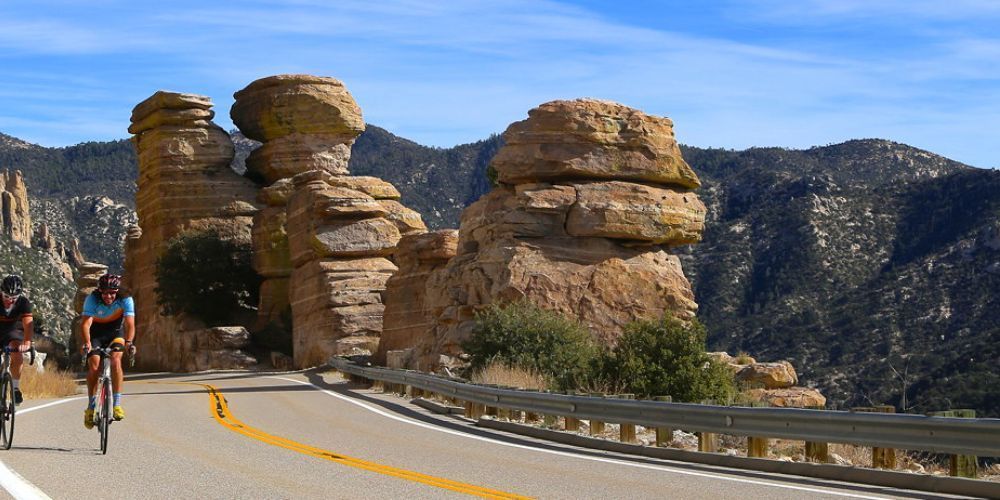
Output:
[187, 382, 530, 499]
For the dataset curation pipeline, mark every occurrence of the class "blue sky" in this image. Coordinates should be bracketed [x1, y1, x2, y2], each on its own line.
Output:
[1, 0, 998, 168]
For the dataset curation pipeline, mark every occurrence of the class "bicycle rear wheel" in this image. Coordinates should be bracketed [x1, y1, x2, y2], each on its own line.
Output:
[99, 379, 111, 454]
[1, 373, 14, 450]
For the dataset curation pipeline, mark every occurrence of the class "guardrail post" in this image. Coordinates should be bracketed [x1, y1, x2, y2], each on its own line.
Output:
[927, 409, 978, 478]
[654, 396, 673, 447]
[698, 432, 718, 453]
[588, 393, 605, 435]
[464, 401, 474, 418]
[617, 394, 636, 444]
[805, 441, 829, 463]
[565, 416, 580, 431]
[747, 436, 768, 458]
[853, 406, 896, 468]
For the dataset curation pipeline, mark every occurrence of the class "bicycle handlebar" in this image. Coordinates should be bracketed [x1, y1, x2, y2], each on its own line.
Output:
[1, 345, 35, 365]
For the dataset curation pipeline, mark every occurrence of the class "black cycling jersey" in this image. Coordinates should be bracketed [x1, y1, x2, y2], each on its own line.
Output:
[0, 295, 31, 343]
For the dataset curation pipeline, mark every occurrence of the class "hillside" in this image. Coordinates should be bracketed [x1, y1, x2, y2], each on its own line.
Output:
[2, 130, 997, 416]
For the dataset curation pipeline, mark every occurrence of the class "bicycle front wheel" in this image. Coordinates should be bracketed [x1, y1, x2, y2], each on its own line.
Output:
[1, 373, 14, 450]
[99, 379, 111, 454]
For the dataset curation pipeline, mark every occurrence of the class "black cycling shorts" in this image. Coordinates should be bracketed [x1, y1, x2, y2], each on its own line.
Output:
[0, 329, 24, 346]
[89, 329, 125, 350]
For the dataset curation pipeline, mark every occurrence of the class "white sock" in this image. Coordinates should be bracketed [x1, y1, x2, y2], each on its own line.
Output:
[12, 379, 19, 390]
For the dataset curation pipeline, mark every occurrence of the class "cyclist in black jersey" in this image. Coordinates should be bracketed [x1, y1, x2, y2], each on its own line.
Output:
[0, 275, 34, 405]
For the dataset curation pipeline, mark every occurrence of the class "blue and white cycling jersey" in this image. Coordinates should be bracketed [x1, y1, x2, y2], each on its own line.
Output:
[83, 293, 135, 335]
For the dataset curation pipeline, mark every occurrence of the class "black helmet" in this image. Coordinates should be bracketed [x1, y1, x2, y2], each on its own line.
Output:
[98, 273, 122, 291]
[1, 275, 22, 296]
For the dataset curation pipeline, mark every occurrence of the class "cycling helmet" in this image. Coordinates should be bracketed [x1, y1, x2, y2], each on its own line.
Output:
[98, 273, 122, 291]
[1, 275, 22, 296]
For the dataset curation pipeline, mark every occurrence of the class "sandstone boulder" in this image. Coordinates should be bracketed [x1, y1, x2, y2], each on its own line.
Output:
[736, 361, 799, 389]
[230, 74, 364, 142]
[491, 99, 700, 188]
[748, 388, 827, 408]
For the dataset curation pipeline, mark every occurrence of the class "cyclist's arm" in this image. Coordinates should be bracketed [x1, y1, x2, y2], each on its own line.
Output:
[20, 314, 33, 346]
[80, 315, 93, 352]
[123, 315, 135, 344]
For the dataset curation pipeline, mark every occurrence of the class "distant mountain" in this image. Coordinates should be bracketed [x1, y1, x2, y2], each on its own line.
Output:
[676, 140, 999, 416]
[3, 130, 997, 416]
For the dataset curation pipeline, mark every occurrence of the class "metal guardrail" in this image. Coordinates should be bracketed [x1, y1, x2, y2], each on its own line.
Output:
[329, 357, 1000, 457]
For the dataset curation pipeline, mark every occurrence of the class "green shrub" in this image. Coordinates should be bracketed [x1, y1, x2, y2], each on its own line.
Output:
[154, 230, 260, 327]
[462, 301, 597, 391]
[599, 318, 736, 402]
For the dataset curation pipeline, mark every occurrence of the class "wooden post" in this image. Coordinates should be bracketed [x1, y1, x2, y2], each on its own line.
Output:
[617, 394, 636, 443]
[654, 396, 673, 447]
[620, 423, 637, 444]
[485, 406, 498, 417]
[565, 417, 580, 431]
[747, 437, 769, 458]
[464, 401, 473, 418]
[805, 441, 829, 463]
[853, 406, 896, 469]
[928, 410, 978, 478]
[589, 392, 605, 435]
[698, 432, 718, 453]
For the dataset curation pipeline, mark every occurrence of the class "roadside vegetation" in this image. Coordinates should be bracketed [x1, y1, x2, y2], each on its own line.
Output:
[20, 361, 78, 399]
[462, 301, 735, 402]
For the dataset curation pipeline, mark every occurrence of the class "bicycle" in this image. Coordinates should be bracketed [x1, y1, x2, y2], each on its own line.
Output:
[84, 346, 132, 455]
[0, 345, 35, 450]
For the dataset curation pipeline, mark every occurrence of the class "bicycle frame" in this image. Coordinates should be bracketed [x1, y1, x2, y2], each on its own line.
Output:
[0, 345, 34, 450]
[88, 346, 116, 455]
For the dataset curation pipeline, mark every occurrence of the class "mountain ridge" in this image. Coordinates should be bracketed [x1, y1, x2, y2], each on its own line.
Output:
[1, 128, 995, 415]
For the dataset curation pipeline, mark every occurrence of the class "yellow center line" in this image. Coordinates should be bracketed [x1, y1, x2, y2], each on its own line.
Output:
[147, 381, 531, 499]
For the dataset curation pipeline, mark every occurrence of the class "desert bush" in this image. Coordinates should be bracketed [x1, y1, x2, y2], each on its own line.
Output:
[155, 230, 260, 327]
[598, 318, 736, 402]
[462, 301, 597, 391]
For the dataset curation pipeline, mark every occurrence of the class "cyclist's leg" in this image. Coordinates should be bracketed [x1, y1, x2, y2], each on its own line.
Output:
[109, 338, 125, 420]
[6, 337, 22, 404]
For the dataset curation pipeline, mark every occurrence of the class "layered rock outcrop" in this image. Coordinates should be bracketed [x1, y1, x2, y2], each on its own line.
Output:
[375, 230, 458, 366]
[232, 75, 425, 368]
[126, 91, 261, 371]
[0, 170, 31, 247]
[709, 352, 826, 408]
[387, 99, 707, 370]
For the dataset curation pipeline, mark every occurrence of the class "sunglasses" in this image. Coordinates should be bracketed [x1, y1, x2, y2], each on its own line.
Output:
[1, 293, 18, 301]
[100, 290, 118, 296]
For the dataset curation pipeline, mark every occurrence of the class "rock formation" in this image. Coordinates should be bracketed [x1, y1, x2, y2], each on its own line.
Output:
[231, 75, 425, 368]
[375, 230, 458, 366]
[384, 99, 707, 370]
[125, 91, 261, 371]
[0, 170, 31, 247]
[709, 351, 826, 408]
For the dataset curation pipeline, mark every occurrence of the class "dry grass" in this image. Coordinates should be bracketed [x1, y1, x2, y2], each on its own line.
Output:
[469, 362, 547, 390]
[19, 362, 80, 399]
[829, 443, 874, 466]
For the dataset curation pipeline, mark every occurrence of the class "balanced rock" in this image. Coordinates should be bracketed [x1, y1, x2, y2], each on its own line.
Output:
[388, 99, 705, 370]
[232, 75, 426, 369]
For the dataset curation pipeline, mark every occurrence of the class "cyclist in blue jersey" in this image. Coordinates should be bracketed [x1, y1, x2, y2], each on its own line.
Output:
[80, 273, 136, 428]
[0, 275, 34, 405]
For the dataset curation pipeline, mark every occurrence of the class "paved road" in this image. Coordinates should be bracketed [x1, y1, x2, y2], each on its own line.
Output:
[0, 370, 967, 499]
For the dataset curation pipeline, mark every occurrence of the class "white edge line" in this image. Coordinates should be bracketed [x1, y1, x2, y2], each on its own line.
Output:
[0, 397, 80, 500]
[269, 376, 890, 500]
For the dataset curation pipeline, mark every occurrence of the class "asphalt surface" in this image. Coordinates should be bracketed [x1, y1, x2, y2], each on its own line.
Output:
[0, 370, 971, 499]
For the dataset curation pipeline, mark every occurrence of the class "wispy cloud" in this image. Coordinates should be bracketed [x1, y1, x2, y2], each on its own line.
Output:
[0, 1, 997, 168]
